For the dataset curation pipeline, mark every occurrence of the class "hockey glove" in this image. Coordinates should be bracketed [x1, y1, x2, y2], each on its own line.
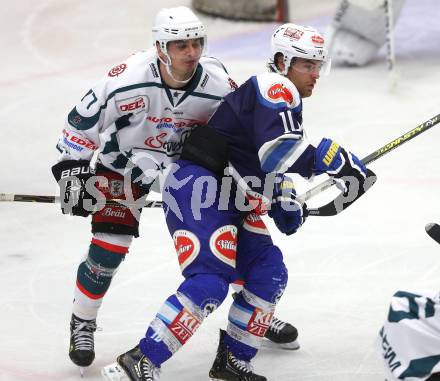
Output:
[268, 175, 308, 235]
[314, 138, 367, 195]
[51, 160, 95, 217]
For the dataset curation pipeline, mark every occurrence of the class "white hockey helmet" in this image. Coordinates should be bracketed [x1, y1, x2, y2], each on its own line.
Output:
[269, 23, 331, 75]
[152, 6, 207, 58]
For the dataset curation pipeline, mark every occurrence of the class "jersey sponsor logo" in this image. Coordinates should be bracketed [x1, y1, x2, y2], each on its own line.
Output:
[101, 207, 127, 219]
[247, 308, 273, 337]
[62, 129, 98, 151]
[283, 27, 304, 41]
[118, 97, 146, 113]
[311, 35, 325, 45]
[144, 129, 192, 155]
[209, 225, 237, 267]
[267, 83, 294, 104]
[169, 308, 201, 344]
[108, 63, 127, 77]
[173, 229, 200, 271]
[147, 116, 203, 130]
[228, 77, 238, 90]
[243, 213, 270, 235]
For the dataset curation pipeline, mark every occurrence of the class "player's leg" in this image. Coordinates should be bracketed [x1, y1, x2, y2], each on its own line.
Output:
[230, 214, 299, 349]
[209, 220, 288, 380]
[69, 168, 143, 369]
[102, 161, 242, 380]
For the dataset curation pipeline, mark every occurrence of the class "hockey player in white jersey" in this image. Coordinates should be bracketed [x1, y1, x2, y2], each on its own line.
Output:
[51, 6, 298, 372]
[377, 226, 440, 381]
[377, 290, 440, 381]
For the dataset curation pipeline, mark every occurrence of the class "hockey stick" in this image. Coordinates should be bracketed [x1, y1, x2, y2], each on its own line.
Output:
[3, 113, 439, 215]
[0, 193, 163, 208]
[425, 223, 440, 245]
[303, 113, 440, 216]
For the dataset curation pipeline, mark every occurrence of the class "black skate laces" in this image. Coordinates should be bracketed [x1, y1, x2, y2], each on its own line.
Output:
[71, 318, 96, 351]
[228, 351, 254, 374]
[136, 356, 160, 381]
[269, 317, 286, 335]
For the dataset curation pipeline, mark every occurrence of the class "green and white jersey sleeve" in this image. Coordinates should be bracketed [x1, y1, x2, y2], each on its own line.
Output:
[56, 48, 235, 188]
[377, 290, 440, 381]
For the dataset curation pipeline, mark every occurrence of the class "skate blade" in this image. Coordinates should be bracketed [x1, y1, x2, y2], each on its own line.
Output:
[101, 363, 129, 381]
[262, 338, 300, 350]
[79, 367, 87, 377]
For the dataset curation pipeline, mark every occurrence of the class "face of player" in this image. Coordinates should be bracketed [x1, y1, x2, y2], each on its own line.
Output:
[287, 58, 322, 98]
[158, 38, 203, 85]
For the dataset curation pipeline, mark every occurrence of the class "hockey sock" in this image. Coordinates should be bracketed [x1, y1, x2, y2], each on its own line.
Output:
[73, 235, 128, 320]
[225, 289, 276, 361]
[140, 274, 229, 367]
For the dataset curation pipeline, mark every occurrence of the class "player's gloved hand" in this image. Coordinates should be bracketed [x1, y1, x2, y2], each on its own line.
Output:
[314, 138, 367, 195]
[268, 175, 308, 235]
[51, 160, 95, 217]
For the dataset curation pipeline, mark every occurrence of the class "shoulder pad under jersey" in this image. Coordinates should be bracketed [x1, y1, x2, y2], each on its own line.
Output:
[199, 56, 238, 93]
[252, 72, 301, 110]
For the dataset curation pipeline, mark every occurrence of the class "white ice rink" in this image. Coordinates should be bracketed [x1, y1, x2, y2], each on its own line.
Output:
[1, 1, 440, 380]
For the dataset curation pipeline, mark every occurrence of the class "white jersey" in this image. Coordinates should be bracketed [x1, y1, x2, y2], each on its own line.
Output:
[56, 48, 235, 188]
[376, 290, 440, 381]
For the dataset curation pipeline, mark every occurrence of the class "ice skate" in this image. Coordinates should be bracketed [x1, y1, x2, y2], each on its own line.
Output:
[69, 314, 97, 370]
[263, 316, 300, 350]
[209, 329, 266, 381]
[101, 345, 160, 381]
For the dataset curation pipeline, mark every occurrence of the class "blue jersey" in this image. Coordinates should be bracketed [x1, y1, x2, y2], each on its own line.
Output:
[208, 72, 316, 191]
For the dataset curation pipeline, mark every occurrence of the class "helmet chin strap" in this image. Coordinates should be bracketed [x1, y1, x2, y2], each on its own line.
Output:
[158, 53, 197, 85]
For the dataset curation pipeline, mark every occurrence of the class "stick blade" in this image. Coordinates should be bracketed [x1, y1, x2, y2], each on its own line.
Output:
[425, 223, 440, 245]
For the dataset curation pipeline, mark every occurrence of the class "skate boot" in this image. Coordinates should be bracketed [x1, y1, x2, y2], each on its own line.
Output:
[264, 316, 300, 350]
[209, 329, 266, 381]
[69, 314, 97, 367]
[101, 345, 160, 381]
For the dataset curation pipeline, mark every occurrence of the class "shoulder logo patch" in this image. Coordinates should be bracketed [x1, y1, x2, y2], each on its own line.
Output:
[267, 83, 294, 104]
[108, 63, 127, 77]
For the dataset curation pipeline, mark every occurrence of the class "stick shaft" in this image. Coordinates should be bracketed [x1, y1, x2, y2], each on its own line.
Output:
[299, 113, 440, 202]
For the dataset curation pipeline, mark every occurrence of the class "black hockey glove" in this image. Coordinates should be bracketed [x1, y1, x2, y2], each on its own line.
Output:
[268, 175, 308, 235]
[51, 160, 95, 217]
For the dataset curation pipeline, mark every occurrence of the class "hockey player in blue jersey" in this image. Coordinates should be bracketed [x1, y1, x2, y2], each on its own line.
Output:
[102, 23, 367, 381]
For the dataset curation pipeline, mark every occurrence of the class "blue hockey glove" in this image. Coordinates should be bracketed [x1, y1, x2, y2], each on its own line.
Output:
[314, 138, 367, 195]
[268, 175, 308, 235]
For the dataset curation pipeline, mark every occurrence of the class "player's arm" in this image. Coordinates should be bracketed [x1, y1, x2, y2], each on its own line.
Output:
[52, 69, 123, 216]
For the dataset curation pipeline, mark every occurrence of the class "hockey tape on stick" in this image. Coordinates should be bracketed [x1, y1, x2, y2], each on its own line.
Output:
[426, 223, 440, 245]
[302, 113, 440, 216]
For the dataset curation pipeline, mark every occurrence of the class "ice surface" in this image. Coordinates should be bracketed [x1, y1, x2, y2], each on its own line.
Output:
[1, 1, 440, 380]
